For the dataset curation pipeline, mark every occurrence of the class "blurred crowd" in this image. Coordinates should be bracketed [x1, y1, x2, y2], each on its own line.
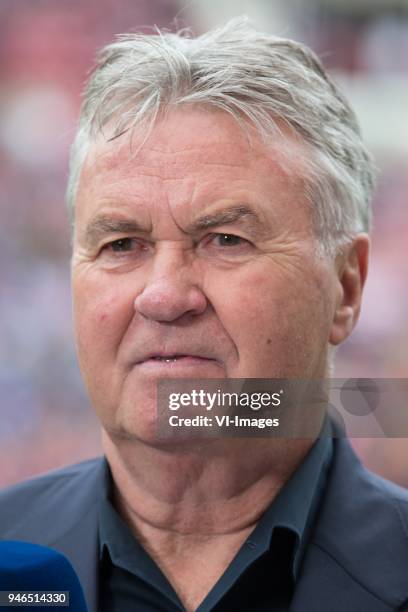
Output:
[0, 0, 407, 486]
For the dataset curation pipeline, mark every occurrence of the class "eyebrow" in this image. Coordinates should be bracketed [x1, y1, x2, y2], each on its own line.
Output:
[82, 204, 266, 248]
[188, 205, 266, 236]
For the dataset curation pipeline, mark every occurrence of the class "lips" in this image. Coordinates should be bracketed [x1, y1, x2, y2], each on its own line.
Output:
[143, 355, 212, 366]
[150, 355, 192, 362]
[132, 353, 222, 377]
[137, 351, 214, 364]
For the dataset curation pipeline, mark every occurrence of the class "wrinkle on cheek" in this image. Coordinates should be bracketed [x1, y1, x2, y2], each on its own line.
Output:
[251, 243, 306, 278]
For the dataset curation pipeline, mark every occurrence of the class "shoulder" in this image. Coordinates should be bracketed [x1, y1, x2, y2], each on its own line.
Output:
[0, 457, 106, 541]
[0, 457, 104, 505]
[322, 438, 408, 531]
[313, 438, 408, 605]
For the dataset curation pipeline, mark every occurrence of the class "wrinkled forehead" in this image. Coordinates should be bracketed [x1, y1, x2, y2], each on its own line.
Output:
[80, 107, 308, 186]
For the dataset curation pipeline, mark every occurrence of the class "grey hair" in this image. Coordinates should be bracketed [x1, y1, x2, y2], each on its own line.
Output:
[66, 16, 376, 255]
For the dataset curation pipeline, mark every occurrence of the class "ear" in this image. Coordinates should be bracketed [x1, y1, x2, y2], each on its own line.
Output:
[329, 234, 370, 346]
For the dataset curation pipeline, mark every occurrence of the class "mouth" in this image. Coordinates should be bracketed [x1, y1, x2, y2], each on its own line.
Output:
[150, 355, 189, 363]
[145, 354, 211, 363]
[135, 353, 216, 370]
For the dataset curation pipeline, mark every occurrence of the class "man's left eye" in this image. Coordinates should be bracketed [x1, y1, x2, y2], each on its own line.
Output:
[106, 238, 136, 252]
[210, 233, 249, 247]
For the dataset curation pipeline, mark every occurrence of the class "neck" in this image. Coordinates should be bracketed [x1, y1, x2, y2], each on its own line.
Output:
[102, 432, 314, 611]
[102, 431, 313, 538]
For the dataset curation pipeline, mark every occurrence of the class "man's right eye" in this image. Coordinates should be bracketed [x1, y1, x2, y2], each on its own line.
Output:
[99, 237, 151, 262]
[96, 237, 151, 266]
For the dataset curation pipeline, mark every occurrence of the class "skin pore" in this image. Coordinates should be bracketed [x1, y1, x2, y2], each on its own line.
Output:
[71, 107, 369, 610]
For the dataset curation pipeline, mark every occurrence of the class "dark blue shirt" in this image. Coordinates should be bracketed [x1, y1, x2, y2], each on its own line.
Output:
[98, 436, 332, 611]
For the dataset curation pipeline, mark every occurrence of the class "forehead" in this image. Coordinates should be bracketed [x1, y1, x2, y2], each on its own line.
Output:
[84, 107, 305, 176]
[76, 107, 309, 226]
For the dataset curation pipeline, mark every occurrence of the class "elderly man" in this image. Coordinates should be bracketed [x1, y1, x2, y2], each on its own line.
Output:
[1, 17, 408, 612]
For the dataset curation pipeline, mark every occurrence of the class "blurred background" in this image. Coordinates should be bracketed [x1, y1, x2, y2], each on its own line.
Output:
[0, 0, 407, 487]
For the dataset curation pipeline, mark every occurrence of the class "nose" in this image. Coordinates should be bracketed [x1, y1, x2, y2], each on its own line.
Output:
[134, 246, 207, 322]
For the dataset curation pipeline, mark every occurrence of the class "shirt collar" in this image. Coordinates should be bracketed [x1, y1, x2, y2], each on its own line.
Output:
[246, 427, 333, 579]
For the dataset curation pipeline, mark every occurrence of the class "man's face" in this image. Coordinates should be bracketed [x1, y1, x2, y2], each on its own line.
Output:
[72, 108, 342, 443]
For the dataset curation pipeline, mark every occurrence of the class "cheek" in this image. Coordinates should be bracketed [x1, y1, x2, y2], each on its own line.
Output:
[211, 264, 334, 371]
[207, 269, 281, 361]
[72, 274, 135, 363]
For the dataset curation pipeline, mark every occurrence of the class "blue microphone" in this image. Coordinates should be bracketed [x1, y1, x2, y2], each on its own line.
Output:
[0, 541, 87, 611]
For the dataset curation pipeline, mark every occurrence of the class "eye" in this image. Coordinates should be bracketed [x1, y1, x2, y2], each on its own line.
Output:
[212, 234, 246, 247]
[207, 233, 252, 250]
[107, 238, 135, 252]
[198, 232, 254, 260]
[100, 237, 149, 259]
